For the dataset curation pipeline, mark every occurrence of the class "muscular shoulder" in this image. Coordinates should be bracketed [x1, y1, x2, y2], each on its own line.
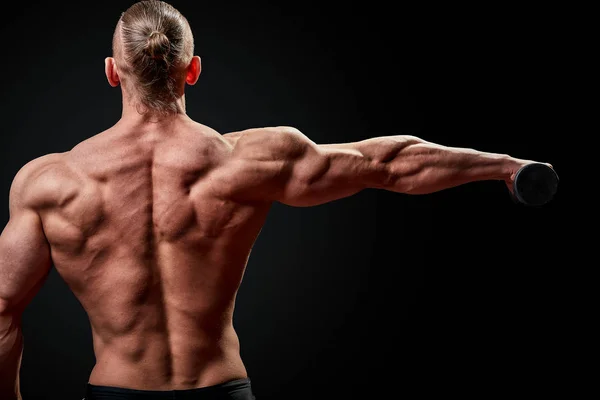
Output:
[225, 126, 312, 161]
[207, 127, 313, 202]
[9, 152, 78, 212]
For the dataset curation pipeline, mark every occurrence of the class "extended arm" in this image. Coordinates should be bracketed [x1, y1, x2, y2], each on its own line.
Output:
[226, 127, 542, 206]
[0, 160, 53, 400]
[337, 135, 530, 195]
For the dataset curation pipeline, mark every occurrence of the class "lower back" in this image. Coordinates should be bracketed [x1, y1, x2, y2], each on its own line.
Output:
[88, 318, 248, 390]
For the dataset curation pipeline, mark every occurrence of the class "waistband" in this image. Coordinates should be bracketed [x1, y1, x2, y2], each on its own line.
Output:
[85, 378, 253, 399]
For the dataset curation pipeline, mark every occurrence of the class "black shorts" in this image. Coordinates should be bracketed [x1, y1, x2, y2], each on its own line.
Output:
[83, 378, 256, 399]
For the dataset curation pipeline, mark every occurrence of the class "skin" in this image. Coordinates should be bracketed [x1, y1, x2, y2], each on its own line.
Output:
[0, 31, 551, 399]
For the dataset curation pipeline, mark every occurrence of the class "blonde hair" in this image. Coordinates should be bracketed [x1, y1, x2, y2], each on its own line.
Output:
[112, 0, 194, 116]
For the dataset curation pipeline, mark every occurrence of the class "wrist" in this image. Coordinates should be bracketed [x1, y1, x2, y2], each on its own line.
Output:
[499, 154, 527, 181]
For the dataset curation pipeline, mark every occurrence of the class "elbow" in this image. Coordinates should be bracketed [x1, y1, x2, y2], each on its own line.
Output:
[0, 298, 19, 318]
[0, 299, 20, 335]
[368, 136, 425, 164]
[0, 298, 12, 316]
[381, 176, 417, 194]
[378, 163, 425, 194]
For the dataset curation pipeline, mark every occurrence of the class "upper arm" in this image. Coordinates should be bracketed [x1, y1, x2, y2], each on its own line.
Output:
[0, 160, 53, 315]
[226, 127, 388, 206]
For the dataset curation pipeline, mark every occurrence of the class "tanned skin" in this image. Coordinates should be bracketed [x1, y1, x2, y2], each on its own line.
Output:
[0, 48, 549, 400]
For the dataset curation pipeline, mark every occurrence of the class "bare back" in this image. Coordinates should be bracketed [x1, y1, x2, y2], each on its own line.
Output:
[1, 105, 533, 396]
[36, 119, 272, 390]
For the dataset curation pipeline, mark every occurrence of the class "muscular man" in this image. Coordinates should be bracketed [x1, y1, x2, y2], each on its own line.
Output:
[0, 1, 553, 399]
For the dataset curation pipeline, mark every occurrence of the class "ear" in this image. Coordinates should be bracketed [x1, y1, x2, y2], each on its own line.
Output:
[185, 56, 201, 86]
[105, 57, 120, 87]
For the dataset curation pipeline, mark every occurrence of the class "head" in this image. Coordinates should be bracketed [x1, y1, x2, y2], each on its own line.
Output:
[105, 0, 201, 117]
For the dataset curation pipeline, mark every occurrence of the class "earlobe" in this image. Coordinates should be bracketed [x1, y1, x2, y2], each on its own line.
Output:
[186, 56, 201, 86]
[105, 57, 120, 87]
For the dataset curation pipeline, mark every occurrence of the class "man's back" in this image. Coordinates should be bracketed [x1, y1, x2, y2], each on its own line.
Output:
[0, 106, 541, 400]
[37, 118, 271, 390]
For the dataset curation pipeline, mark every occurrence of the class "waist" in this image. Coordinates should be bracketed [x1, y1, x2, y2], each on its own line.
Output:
[85, 378, 254, 399]
[89, 348, 248, 393]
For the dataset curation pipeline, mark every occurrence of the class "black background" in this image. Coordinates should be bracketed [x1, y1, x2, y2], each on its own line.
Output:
[0, 1, 573, 399]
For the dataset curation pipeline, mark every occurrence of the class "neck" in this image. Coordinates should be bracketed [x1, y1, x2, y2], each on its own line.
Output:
[119, 91, 190, 125]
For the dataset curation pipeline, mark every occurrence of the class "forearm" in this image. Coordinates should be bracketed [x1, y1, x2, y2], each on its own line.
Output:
[0, 313, 23, 400]
[358, 136, 528, 194]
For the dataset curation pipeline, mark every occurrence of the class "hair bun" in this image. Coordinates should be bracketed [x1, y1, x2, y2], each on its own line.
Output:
[145, 31, 170, 60]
